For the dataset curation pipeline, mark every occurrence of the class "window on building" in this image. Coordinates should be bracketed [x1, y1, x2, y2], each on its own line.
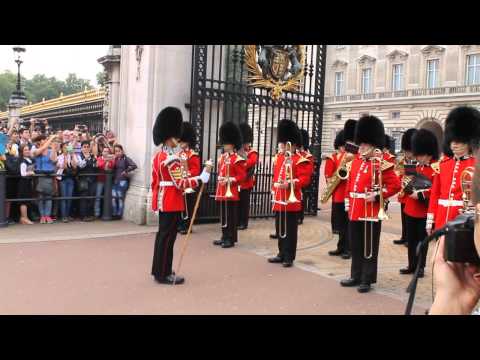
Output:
[361, 68, 372, 94]
[391, 111, 400, 120]
[426, 59, 439, 88]
[466, 54, 480, 85]
[392, 64, 404, 91]
[334, 72, 344, 96]
[392, 131, 403, 154]
[335, 113, 342, 121]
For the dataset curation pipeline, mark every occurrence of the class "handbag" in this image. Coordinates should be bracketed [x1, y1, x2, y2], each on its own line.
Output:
[36, 176, 54, 195]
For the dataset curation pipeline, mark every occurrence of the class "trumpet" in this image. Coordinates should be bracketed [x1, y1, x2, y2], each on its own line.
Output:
[216, 152, 234, 229]
[272, 142, 299, 238]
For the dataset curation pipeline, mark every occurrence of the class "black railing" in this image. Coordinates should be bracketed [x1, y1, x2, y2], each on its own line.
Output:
[0, 169, 116, 228]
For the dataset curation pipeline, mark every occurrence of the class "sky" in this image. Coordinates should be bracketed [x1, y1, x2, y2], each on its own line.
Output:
[0, 45, 109, 86]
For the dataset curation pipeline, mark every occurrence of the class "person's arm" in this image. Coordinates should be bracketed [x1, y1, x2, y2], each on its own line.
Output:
[32, 135, 55, 157]
[91, 138, 98, 157]
[76, 154, 87, 169]
[125, 156, 138, 173]
[49, 144, 58, 163]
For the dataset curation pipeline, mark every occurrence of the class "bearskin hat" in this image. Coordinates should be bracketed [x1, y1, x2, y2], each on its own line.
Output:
[412, 129, 439, 160]
[444, 106, 480, 149]
[179, 121, 196, 148]
[277, 119, 302, 145]
[219, 121, 243, 150]
[354, 115, 385, 148]
[300, 129, 310, 150]
[334, 130, 345, 150]
[384, 135, 396, 153]
[343, 119, 357, 142]
[153, 107, 183, 146]
[401, 128, 417, 152]
[239, 122, 253, 144]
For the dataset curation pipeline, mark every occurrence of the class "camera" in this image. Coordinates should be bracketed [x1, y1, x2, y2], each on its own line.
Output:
[443, 212, 480, 264]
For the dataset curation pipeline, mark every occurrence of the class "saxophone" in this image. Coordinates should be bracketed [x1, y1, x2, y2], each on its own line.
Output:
[320, 152, 352, 204]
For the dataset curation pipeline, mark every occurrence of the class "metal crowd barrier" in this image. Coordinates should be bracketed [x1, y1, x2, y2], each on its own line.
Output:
[0, 169, 117, 228]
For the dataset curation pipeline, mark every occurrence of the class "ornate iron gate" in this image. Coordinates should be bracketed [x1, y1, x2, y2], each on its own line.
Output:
[189, 45, 327, 222]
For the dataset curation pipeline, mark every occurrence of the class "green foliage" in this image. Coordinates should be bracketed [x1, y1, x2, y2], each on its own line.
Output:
[96, 71, 106, 87]
[0, 71, 95, 112]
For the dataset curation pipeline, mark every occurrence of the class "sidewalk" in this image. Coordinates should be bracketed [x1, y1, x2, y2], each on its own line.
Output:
[0, 204, 431, 312]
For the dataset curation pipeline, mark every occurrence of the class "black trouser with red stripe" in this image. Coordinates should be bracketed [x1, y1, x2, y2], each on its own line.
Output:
[277, 211, 299, 262]
[349, 220, 381, 284]
[332, 202, 349, 253]
[220, 200, 238, 244]
[238, 189, 251, 228]
[152, 211, 179, 279]
[405, 215, 428, 270]
[177, 193, 196, 233]
[400, 203, 407, 241]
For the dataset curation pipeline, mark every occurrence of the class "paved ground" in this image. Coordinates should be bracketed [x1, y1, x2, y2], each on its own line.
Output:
[0, 200, 430, 315]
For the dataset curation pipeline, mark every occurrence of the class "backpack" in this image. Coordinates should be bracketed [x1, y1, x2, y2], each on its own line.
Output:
[5, 154, 21, 176]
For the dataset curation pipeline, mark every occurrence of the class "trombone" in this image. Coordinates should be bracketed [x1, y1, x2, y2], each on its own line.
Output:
[271, 142, 299, 239]
[360, 148, 388, 259]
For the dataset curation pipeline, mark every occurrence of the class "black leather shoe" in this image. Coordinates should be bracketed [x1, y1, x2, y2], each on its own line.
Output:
[237, 225, 247, 230]
[297, 220, 303, 225]
[393, 239, 406, 245]
[155, 274, 185, 285]
[341, 252, 351, 260]
[357, 283, 371, 293]
[179, 229, 188, 235]
[221, 241, 234, 248]
[399, 267, 414, 275]
[418, 268, 425, 278]
[213, 239, 224, 246]
[340, 278, 360, 287]
[270, 234, 278, 239]
[282, 261, 293, 267]
[268, 256, 283, 263]
[328, 249, 343, 256]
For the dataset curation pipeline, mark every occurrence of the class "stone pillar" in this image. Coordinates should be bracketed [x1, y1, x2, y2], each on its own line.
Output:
[114, 45, 193, 225]
[98, 45, 121, 133]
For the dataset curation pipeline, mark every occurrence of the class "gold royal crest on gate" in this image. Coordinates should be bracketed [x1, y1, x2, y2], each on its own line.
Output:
[245, 45, 305, 101]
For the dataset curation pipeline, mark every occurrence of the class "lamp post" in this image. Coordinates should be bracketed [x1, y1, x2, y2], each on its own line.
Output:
[8, 46, 27, 128]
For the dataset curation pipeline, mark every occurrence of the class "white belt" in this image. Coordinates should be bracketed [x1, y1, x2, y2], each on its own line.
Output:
[349, 192, 378, 199]
[159, 181, 174, 187]
[438, 199, 463, 207]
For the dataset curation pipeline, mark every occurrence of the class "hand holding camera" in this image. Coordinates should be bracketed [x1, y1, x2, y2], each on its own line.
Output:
[429, 235, 480, 314]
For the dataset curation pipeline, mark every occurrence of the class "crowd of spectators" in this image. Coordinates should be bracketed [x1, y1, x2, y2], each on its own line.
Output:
[0, 118, 137, 225]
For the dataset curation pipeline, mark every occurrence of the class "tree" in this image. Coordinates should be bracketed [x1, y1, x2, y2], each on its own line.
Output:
[0, 71, 19, 111]
[96, 71, 106, 87]
[0, 71, 95, 112]
[24, 74, 64, 104]
[61, 73, 93, 95]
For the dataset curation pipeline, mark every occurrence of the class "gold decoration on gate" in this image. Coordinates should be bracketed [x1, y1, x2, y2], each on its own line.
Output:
[245, 45, 305, 101]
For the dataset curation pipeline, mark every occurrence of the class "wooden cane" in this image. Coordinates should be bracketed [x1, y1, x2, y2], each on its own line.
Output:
[172, 181, 206, 285]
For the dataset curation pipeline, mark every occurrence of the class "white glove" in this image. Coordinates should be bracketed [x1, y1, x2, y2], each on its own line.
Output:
[197, 168, 210, 184]
[344, 198, 350, 212]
